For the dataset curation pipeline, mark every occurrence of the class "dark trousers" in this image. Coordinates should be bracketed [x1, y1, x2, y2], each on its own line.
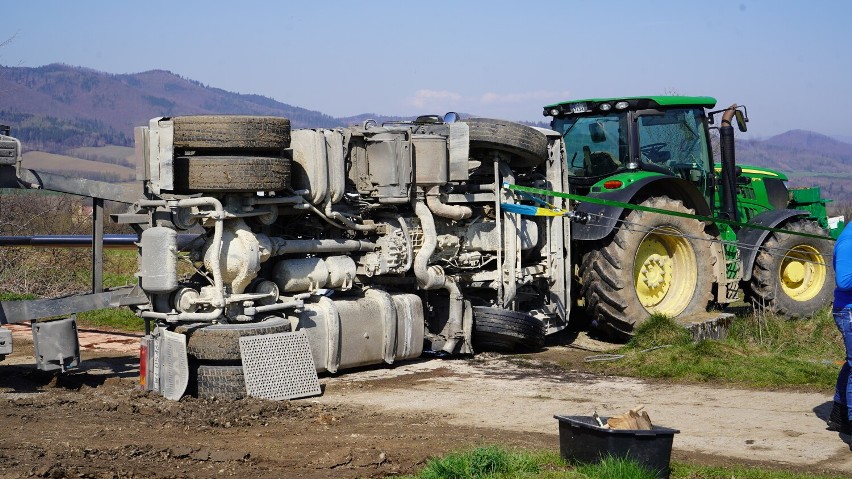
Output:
[834, 307, 852, 420]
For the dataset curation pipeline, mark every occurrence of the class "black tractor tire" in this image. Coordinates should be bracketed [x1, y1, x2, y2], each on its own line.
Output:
[175, 317, 290, 361]
[472, 307, 546, 353]
[744, 219, 834, 318]
[579, 196, 715, 339]
[194, 364, 246, 400]
[172, 115, 291, 152]
[172, 155, 291, 193]
[461, 118, 548, 166]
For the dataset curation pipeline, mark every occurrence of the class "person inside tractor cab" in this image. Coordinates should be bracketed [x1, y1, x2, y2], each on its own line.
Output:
[563, 115, 626, 179]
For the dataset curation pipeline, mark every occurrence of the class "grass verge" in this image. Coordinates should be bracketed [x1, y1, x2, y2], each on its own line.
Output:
[397, 446, 846, 479]
[579, 308, 843, 390]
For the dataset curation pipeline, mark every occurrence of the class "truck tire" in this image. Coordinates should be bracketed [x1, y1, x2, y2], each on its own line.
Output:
[173, 155, 291, 193]
[580, 196, 715, 339]
[744, 219, 834, 317]
[472, 307, 545, 353]
[194, 364, 246, 400]
[173, 115, 291, 152]
[462, 118, 548, 166]
[176, 317, 290, 361]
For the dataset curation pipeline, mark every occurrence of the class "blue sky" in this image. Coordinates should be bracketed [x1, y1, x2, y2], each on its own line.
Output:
[4, 1, 851, 138]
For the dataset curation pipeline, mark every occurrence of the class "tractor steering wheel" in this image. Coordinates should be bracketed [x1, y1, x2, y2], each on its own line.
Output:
[640, 142, 669, 163]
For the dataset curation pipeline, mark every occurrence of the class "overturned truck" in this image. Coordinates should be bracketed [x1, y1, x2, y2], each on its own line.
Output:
[131, 114, 571, 397]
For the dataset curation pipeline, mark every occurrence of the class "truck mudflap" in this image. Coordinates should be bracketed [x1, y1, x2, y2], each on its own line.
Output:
[141, 328, 188, 401]
[238, 331, 321, 400]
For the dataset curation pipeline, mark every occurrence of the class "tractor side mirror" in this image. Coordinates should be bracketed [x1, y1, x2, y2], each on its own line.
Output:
[734, 110, 748, 132]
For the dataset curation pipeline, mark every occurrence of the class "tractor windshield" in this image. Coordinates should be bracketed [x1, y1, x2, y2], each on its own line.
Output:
[555, 112, 628, 178]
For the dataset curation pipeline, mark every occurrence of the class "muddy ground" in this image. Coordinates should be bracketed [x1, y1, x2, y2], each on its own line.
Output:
[2, 328, 852, 479]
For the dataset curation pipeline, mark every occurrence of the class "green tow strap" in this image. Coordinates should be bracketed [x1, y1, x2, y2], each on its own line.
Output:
[502, 183, 835, 242]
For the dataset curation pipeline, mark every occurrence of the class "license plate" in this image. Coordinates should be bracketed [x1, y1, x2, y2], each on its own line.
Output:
[570, 103, 588, 114]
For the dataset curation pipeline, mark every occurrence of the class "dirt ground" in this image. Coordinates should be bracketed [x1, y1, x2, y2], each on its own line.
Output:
[2, 328, 852, 479]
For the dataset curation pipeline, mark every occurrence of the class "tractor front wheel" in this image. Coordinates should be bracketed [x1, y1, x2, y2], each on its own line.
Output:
[744, 219, 834, 317]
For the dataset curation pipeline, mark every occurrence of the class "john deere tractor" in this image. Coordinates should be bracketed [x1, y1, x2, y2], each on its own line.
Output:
[543, 96, 838, 338]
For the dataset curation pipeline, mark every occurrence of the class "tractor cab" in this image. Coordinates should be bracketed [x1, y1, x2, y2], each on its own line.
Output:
[544, 96, 716, 200]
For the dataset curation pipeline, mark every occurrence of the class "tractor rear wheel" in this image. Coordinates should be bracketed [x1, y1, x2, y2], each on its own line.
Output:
[744, 219, 834, 317]
[580, 196, 715, 339]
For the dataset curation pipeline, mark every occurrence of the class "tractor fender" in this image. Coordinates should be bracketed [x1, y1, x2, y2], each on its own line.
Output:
[572, 175, 712, 241]
[738, 209, 810, 282]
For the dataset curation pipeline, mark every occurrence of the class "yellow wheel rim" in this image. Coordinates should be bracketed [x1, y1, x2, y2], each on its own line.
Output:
[779, 244, 826, 302]
[633, 227, 697, 315]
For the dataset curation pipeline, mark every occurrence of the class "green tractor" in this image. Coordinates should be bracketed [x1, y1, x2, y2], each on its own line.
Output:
[542, 96, 839, 338]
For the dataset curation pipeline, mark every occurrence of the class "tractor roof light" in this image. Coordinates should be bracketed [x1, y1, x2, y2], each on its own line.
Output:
[549, 108, 560, 116]
[599, 103, 612, 111]
[615, 101, 629, 110]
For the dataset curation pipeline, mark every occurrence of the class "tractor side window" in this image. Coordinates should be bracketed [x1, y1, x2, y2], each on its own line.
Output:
[637, 109, 710, 173]
[637, 108, 712, 194]
[558, 113, 627, 178]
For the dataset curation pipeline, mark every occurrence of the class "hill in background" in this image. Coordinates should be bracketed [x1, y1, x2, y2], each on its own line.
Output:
[738, 130, 852, 207]
[0, 64, 406, 152]
[1, 63, 850, 206]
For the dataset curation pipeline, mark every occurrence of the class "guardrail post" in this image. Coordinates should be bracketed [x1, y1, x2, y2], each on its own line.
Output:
[92, 197, 103, 294]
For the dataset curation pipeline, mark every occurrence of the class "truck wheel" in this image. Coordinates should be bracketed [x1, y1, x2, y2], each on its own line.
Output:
[462, 118, 548, 166]
[194, 364, 246, 400]
[173, 115, 291, 152]
[472, 307, 545, 353]
[580, 196, 715, 339]
[744, 219, 834, 317]
[175, 317, 290, 361]
[172, 155, 291, 193]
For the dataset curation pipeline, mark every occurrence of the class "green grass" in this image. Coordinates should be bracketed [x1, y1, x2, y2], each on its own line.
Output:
[671, 463, 847, 478]
[583, 310, 843, 389]
[0, 292, 37, 301]
[396, 446, 846, 479]
[70, 249, 138, 289]
[573, 456, 657, 479]
[76, 308, 144, 332]
[403, 446, 547, 479]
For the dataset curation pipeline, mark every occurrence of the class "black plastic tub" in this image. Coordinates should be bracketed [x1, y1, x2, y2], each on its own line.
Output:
[555, 415, 680, 479]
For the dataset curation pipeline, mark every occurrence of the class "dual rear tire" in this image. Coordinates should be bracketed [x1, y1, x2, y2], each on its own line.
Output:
[171, 115, 292, 194]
